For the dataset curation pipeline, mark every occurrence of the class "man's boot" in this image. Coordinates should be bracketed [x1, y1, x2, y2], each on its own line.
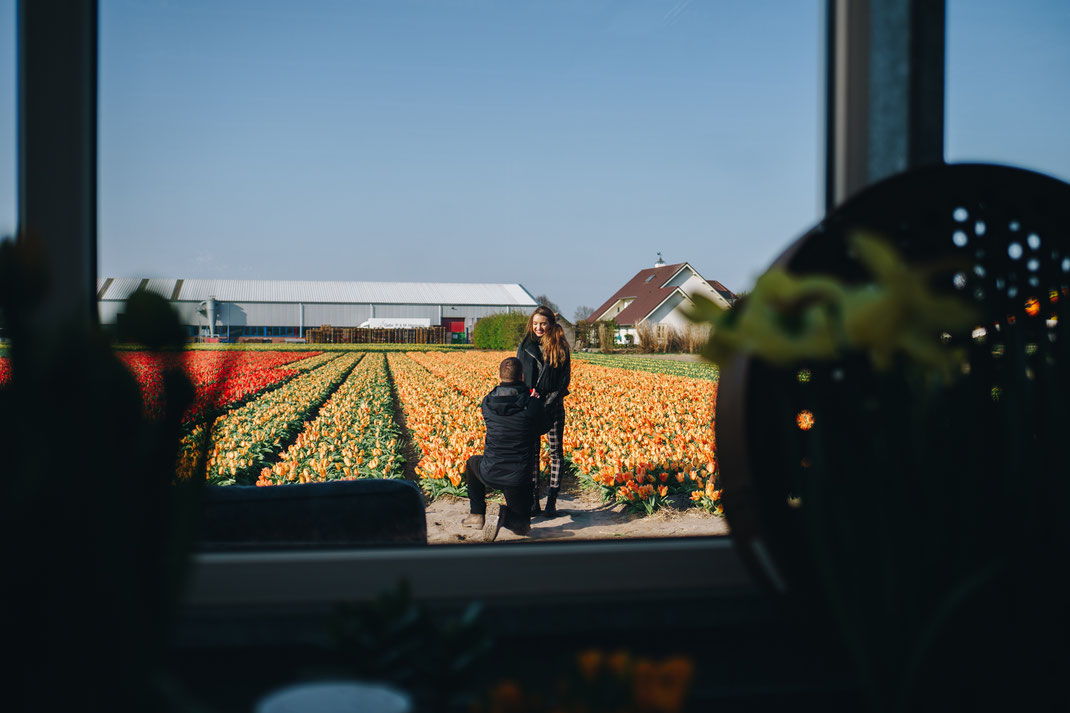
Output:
[530, 481, 541, 515]
[543, 487, 559, 517]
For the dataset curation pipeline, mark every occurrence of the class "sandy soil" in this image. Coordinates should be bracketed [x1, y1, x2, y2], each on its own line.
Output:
[425, 480, 728, 544]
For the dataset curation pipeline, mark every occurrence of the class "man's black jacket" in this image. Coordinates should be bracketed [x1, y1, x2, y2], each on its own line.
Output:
[479, 381, 546, 488]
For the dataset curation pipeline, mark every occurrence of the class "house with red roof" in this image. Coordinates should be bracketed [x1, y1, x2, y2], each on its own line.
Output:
[588, 254, 735, 345]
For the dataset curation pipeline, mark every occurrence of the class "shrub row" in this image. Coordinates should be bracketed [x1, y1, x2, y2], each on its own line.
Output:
[471, 312, 528, 350]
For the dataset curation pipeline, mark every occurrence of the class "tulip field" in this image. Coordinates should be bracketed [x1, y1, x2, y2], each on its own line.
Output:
[0, 348, 722, 514]
[573, 352, 719, 381]
[389, 350, 722, 513]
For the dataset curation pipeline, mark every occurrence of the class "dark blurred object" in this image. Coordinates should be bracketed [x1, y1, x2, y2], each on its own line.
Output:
[473, 649, 694, 713]
[119, 288, 189, 350]
[0, 233, 204, 712]
[716, 164, 1070, 711]
[326, 581, 491, 712]
[198, 479, 427, 550]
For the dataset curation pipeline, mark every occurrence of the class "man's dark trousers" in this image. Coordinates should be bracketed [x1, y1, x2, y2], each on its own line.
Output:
[465, 455, 532, 531]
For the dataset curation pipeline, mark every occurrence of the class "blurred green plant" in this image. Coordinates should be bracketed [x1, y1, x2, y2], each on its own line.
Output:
[689, 233, 978, 375]
[0, 233, 219, 712]
[324, 580, 492, 712]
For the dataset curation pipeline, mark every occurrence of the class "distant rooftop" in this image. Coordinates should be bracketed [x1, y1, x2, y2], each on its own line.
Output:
[96, 277, 537, 306]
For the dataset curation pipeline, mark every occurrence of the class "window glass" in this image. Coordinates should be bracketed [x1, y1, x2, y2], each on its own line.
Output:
[946, 0, 1070, 183]
[98, 1, 821, 544]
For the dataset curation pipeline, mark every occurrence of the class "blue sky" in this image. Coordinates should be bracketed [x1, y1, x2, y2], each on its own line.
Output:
[0, 1, 1067, 319]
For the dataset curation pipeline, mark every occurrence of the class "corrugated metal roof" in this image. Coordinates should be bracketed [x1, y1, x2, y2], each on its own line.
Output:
[104, 278, 145, 301]
[145, 278, 178, 298]
[503, 283, 537, 305]
[98, 278, 538, 306]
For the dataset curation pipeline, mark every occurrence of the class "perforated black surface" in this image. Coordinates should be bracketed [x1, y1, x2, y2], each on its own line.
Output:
[719, 163, 1070, 600]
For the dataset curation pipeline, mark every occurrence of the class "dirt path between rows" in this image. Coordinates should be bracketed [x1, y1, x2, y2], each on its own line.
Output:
[424, 480, 728, 544]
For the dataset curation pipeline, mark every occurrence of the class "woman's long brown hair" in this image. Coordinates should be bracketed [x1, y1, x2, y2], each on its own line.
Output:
[524, 305, 557, 342]
[541, 323, 570, 369]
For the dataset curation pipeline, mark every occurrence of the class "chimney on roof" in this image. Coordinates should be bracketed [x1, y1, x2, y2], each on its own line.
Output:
[654, 252, 665, 268]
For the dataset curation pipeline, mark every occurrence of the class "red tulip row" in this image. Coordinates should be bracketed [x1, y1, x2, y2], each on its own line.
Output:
[118, 350, 321, 422]
[176, 353, 360, 484]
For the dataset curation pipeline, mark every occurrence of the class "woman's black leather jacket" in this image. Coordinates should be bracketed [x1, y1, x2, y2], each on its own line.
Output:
[517, 335, 571, 407]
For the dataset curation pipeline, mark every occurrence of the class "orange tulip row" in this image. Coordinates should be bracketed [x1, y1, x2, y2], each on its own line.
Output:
[406, 351, 560, 474]
[406, 350, 497, 398]
[564, 356, 721, 513]
[386, 352, 485, 498]
[401, 350, 722, 514]
[257, 352, 404, 485]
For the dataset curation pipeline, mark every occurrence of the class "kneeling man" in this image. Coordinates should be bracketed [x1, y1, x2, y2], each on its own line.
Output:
[462, 356, 545, 542]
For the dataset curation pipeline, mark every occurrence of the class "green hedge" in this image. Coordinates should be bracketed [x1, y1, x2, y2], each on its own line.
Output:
[471, 312, 528, 350]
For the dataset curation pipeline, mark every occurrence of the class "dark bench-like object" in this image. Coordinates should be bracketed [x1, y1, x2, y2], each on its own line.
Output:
[197, 479, 427, 550]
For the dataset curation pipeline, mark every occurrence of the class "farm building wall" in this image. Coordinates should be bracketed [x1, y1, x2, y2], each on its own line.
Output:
[97, 301, 124, 324]
[99, 299, 535, 337]
[301, 303, 373, 326]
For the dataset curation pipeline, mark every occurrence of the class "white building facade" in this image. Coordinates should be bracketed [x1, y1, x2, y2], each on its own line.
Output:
[588, 259, 735, 344]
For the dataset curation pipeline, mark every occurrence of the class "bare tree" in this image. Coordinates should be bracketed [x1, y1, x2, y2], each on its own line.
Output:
[636, 321, 658, 353]
[573, 305, 595, 322]
[533, 294, 560, 314]
[597, 322, 616, 353]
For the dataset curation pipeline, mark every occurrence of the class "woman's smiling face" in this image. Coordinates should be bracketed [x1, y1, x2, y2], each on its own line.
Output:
[532, 314, 550, 338]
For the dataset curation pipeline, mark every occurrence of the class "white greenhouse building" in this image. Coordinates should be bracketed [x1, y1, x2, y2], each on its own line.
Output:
[96, 277, 538, 341]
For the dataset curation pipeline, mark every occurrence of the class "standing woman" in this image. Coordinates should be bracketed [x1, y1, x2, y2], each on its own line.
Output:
[517, 306, 571, 516]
